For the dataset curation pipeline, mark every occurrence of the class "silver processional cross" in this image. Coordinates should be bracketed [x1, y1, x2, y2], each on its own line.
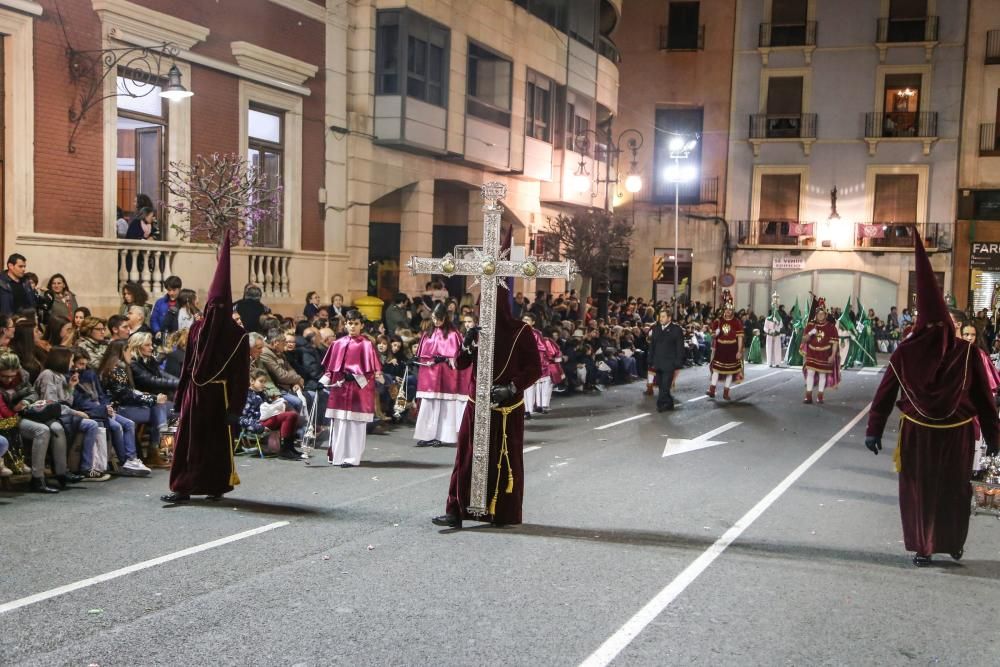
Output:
[407, 182, 576, 516]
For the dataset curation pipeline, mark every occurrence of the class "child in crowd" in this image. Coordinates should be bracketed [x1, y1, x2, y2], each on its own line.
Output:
[240, 369, 304, 460]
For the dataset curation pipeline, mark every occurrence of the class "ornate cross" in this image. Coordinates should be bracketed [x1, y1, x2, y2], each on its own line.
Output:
[407, 182, 576, 516]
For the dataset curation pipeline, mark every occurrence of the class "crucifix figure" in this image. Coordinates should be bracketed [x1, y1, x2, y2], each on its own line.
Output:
[407, 182, 576, 516]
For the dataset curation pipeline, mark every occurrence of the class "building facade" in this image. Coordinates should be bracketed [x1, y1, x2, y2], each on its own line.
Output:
[955, 0, 1000, 312]
[614, 0, 736, 305]
[725, 0, 960, 318]
[1, 0, 622, 315]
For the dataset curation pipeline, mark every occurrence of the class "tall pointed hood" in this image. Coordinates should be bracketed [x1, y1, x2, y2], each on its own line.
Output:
[888, 230, 968, 421]
[497, 223, 518, 328]
[207, 232, 234, 310]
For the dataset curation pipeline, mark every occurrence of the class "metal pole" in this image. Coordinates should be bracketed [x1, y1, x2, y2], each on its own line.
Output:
[673, 156, 680, 318]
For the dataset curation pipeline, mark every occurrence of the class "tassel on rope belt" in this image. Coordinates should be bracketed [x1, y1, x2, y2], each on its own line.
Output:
[894, 414, 974, 473]
[469, 396, 525, 515]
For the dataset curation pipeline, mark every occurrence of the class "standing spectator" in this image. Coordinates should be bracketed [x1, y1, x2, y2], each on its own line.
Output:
[329, 293, 346, 321]
[384, 293, 410, 335]
[150, 275, 182, 336]
[116, 207, 130, 238]
[887, 306, 900, 331]
[125, 207, 157, 240]
[176, 288, 200, 331]
[45, 274, 78, 322]
[0, 253, 37, 316]
[235, 284, 269, 334]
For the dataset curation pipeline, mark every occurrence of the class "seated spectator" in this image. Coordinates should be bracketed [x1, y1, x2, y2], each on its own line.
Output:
[128, 332, 179, 398]
[120, 281, 151, 322]
[44, 315, 76, 349]
[256, 329, 306, 415]
[77, 317, 108, 370]
[150, 275, 182, 338]
[239, 369, 303, 460]
[163, 328, 188, 378]
[0, 352, 78, 492]
[10, 316, 46, 382]
[45, 273, 78, 323]
[72, 306, 90, 331]
[71, 348, 150, 477]
[176, 288, 200, 331]
[107, 314, 132, 342]
[98, 339, 170, 457]
[124, 306, 150, 336]
[34, 346, 105, 481]
[0, 314, 13, 348]
[235, 284, 269, 334]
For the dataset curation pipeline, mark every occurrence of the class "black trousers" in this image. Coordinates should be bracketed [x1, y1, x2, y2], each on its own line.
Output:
[655, 365, 677, 410]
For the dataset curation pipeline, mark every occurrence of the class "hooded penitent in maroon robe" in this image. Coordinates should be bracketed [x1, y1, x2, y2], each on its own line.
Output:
[443, 231, 543, 526]
[166, 234, 250, 499]
[866, 234, 1000, 561]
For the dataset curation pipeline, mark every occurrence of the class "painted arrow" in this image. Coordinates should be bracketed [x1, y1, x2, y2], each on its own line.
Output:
[662, 421, 742, 457]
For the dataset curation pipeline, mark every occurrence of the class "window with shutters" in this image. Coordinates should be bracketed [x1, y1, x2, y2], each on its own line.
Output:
[116, 69, 168, 239]
[525, 70, 553, 143]
[769, 0, 807, 46]
[873, 174, 918, 223]
[764, 76, 804, 138]
[759, 173, 801, 239]
[376, 10, 449, 107]
[666, 2, 701, 51]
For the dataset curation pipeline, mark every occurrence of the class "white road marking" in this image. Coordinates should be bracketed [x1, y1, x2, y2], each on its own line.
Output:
[686, 370, 784, 402]
[578, 403, 871, 667]
[0, 521, 289, 616]
[524, 446, 542, 453]
[594, 413, 651, 430]
[662, 421, 742, 457]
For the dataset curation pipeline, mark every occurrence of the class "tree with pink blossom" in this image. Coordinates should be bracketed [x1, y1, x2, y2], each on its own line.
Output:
[164, 152, 281, 248]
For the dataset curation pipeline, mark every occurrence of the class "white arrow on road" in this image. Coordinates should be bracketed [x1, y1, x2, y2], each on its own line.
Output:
[662, 421, 742, 457]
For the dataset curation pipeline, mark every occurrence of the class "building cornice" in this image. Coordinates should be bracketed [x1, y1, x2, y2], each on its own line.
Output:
[231, 41, 319, 87]
[92, 0, 209, 50]
[267, 0, 325, 23]
[0, 0, 42, 16]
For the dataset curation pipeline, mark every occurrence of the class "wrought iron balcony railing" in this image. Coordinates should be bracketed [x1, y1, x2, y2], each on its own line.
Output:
[864, 111, 937, 139]
[749, 113, 817, 139]
[876, 16, 938, 43]
[735, 220, 816, 247]
[855, 222, 950, 250]
[758, 21, 817, 48]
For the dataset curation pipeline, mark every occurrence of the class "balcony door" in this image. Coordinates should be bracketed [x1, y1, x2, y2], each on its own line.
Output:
[873, 174, 918, 247]
[759, 174, 800, 243]
[766, 76, 803, 137]
[887, 0, 928, 42]
[770, 0, 807, 46]
[667, 2, 700, 50]
[882, 73, 921, 137]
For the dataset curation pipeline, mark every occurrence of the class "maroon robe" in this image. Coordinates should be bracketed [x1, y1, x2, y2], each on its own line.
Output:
[168, 235, 250, 496]
[867, 340, 1000, 556]
[710, 316, 744, 382]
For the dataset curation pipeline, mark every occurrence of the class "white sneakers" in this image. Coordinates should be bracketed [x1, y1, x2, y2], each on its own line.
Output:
[123, 458, 152, 475]
[0, 463, 12, 478]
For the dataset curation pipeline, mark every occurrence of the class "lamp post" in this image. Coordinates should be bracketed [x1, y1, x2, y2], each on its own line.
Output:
[663, 134, 699, 318]
[572, 127, 644, 317]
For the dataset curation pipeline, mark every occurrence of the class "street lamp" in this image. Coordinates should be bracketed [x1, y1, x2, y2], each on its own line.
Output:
[662, 133, 699, 317]
[572, 128, 644, 209]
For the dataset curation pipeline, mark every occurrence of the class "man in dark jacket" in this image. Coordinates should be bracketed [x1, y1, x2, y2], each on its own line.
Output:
[0, 253, 37, 316]
[648, 308, 686, 412]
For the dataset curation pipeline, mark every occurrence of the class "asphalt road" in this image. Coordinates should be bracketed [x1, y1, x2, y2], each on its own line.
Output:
[2, 361, 999, 666]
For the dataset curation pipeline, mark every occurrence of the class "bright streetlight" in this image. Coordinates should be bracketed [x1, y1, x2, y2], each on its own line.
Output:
[662, 133, 699, 317]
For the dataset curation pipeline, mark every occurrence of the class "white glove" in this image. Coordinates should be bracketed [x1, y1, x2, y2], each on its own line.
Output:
[808, 329, 817, 337]
[319, 374, 332, 387]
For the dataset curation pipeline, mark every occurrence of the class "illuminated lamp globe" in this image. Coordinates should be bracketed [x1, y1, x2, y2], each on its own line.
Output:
[624, 173, 643, 193]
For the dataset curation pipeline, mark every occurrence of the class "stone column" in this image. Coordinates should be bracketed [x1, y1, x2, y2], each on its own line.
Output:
[398, 180, 436, 297]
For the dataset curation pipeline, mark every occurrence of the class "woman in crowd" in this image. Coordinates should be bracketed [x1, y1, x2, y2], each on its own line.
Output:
[304, 291, 322, 320]
[44, 315, 76, 349]
[120, 281, 150, 322]
[77, 316, 108, 370]
[128, 333, 179, 399]
[45, 274, 78, 322]
[176, 288, 200, 331]
[0, 314, 13, 349]
[98, 340, 170, 455]
[163, 328, 188, 378]
[125, 206, 157, 240]
[329, 293, 346, 321]
[72, 307, 91, 331]
[0, 352, 79, 493]
[10, 317, 45, 382]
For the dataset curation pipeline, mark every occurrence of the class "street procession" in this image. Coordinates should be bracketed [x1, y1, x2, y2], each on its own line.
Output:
[3, 0, 1000, 665]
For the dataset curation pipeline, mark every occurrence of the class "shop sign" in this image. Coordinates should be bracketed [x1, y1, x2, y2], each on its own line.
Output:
[971, 243, 1000, 271]
[772, 256, 805, 270]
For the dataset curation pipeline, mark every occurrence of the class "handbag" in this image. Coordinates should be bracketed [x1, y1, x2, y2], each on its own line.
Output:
[91, 426, 109, 473]
[22, 400, 63, 424]
[259, 398, 286, 421]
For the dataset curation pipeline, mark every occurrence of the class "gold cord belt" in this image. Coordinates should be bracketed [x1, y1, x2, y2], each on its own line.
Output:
[894, 413, 974, 473]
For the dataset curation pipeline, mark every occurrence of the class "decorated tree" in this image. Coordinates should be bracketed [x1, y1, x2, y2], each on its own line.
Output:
[546, 209, 633, 314]
[164, 153, 281, 248]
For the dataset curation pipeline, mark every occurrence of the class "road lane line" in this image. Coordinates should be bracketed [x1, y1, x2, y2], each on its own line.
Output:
[594, 414, 650, 430]
[578, 403, 871, 667]
[686, 370, 784, 403]
[0, 521, 289, 616]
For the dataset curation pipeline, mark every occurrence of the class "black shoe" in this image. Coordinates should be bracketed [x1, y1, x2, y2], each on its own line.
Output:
[56, 473, 84, 488]
[278, 449, 302, 460]
[912, 554, 933, 567]
[206, 494, 224, 501]
[416, 440, 433, 447]
[524, 413, 532, 420]
[160, 492, 190, 503]
[432, 514, 462, 529]
[950, 549, 964, 561]
[657, 405, 674, 412]
[431, 439, 443, 447]
[340, 462, 355, 468]
[540, 408, 550, 414]
[29, 476, 59, 494]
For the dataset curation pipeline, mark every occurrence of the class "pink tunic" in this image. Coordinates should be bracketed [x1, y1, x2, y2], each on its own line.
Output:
[323, 335, 381, 422]
[415, 328, 468, 401]
[543, 338, 564, 383]
[530, 328, 547, 372]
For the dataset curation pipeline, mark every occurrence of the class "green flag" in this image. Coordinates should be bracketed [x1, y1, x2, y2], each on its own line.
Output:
[836, 296, 853, 333]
